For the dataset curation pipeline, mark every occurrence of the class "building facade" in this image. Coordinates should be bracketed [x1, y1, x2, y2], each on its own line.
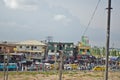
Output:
[77, 36, 91, 55]
[47, 42, 74, 61]
[0, 41, 16, 54]
[15, 40, 46, 60]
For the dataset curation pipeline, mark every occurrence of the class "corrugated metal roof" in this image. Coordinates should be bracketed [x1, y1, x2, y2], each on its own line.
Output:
[16, 40, 46, 46]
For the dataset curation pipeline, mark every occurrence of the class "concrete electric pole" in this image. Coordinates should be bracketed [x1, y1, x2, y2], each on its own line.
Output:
[105, 0, 112, 80]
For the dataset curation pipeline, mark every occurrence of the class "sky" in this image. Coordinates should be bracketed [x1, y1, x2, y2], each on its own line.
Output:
[0, 0, 120, 48]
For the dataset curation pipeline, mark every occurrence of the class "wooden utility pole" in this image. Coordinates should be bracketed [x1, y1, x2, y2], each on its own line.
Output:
[54, 45, 57, 71]
[3, 47, 8, 80]
[105, 0, 112, 80]
[6, 54, 9, 80]
[59, 51, 63, 80]
[3, 51, 6, 80]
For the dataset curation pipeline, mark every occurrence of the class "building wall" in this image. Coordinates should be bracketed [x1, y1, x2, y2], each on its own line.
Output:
[77, 42, 91, 55]
[15, 45, 46, 60]
[0, 44, 15, 54]
[16, 45, 43, 52]
[48, 42, 74, 57]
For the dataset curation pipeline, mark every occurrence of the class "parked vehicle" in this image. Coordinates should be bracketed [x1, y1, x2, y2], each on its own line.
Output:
[70, 64, 78, 70]
[92, 66, 105, 71]
[0, 63, 17, 71]
[64, 64, 72, 70]
[27, 64, 43, 71]
[50, 63, 59, 70]
[110, 66, 120, 71]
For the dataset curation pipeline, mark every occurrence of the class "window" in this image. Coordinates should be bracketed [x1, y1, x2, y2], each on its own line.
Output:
[31, 46, 37, 50]
[34, 46, 37, 49]
[26, 46, 29, 48]
[67, 44, 71, 48]
[87, 49, 90, 52]
[51, 50, 54, 52]
[62, 44, 65, 48]
[19, 46, 22, 48]
[0, 47, 1, 50]
[31, 46, 34, 50]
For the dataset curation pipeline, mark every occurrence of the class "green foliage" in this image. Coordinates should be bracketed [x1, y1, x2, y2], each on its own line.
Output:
[91, 46, 103, 57]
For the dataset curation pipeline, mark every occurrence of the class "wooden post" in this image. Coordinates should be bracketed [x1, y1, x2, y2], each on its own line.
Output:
[59, 51, 63, 80]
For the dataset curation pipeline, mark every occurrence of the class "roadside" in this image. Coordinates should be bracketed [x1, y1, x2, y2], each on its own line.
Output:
[0, 71, 120, 80]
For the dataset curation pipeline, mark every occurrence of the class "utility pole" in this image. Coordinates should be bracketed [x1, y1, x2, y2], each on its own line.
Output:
[3, 47, 9, 80]
[54, 44, 57, 71]
[59, 50, 63, 80]
[6, 51, 9, 80]
[105, 0, 112, 80]
[3, 47, 6, 80]
[58, 43, 63, 80]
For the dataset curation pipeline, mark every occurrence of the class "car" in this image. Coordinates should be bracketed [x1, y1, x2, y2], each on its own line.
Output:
[70, 64, 78, 70]
[92, 66, 105, 71]
[64, 64, 72, 70]
[27, 64, 43, 71]
[110, 66, 120, 71]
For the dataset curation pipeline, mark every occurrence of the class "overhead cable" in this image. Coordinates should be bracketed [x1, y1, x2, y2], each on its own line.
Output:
[82, 0, 101, 36]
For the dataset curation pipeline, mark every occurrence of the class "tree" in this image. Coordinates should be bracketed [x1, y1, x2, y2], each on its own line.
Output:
[102, 47, 105, 57]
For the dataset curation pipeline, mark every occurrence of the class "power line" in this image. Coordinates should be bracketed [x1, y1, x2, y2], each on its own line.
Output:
[82, 0, 101, 36]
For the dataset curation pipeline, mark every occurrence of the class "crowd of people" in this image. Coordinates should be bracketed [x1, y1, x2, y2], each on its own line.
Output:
[0, 53, 120, 71]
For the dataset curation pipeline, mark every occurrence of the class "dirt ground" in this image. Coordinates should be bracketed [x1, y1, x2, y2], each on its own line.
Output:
[0, 71, 120, 80]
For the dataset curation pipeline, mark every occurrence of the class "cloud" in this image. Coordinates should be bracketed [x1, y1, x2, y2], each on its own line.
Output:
[3, 0, 38, 10]
[3, 0, 18, 9]
[54, 14, 66, 21]
[53, 14, 71, 25]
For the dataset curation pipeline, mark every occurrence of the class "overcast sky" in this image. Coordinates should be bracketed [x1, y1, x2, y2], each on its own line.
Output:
[0, 0, 120, 48]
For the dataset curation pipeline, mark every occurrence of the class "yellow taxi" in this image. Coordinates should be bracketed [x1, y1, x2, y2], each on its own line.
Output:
[92, 66, 105, 71]
[70, 64, 78, 70]
[50, 64, 59, 70]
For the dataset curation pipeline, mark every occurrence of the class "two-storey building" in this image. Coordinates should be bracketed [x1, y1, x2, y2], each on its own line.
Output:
[15, 40, 46, 61]
[47, 42, 74, 61]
